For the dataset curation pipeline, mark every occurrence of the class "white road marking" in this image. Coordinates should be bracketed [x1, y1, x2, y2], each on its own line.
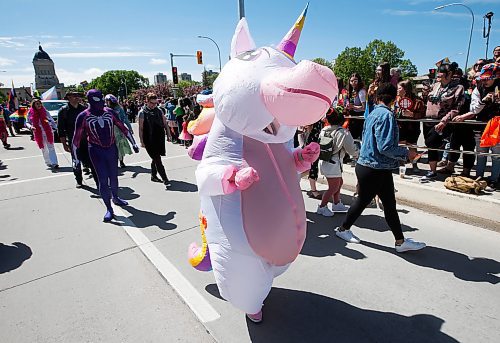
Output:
[1, 152, 66, 162]
[0, 154, 189, 187]
[113, 206, 220, 323]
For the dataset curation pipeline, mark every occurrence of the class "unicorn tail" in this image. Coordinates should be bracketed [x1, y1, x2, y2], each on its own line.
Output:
[187, 214, 212, 272]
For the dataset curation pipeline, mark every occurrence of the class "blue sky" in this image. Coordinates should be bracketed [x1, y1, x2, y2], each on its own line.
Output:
[0, 0, 498, 88]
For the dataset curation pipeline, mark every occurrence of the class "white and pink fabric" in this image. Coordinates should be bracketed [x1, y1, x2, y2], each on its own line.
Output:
[193, 6, 338, 315]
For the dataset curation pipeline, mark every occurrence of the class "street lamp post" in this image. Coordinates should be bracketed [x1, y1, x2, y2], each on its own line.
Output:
[238, 0, 245, 19]
[197, 35, 222, 72]
[434, 3, 474, 70]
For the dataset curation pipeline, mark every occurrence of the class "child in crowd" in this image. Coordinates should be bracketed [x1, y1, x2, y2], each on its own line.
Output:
[316, 108, 358, 217]
[179, 114, 193, 148]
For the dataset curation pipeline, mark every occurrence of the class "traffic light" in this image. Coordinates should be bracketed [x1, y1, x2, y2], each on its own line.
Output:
[197, 50, 203, 65]
[172, 66, 178, 85]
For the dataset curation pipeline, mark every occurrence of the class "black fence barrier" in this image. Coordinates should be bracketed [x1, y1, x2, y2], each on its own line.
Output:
[343, 116, 500, 158]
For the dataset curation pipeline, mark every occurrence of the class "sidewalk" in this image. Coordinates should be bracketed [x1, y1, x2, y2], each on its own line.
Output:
[313, 162, 500, 232]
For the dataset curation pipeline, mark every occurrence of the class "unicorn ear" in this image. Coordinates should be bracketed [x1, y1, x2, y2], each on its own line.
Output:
[230, 18, 256, 58]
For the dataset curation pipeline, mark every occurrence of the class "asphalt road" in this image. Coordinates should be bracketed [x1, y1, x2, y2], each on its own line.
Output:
[1, 126, 499, 343]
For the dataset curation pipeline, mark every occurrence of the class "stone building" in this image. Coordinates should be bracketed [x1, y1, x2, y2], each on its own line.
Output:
[33, 44, 64, 97]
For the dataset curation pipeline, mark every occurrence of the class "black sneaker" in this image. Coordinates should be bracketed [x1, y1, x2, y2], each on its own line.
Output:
[3, 143, 10, 149]
[76, 182, 83, 189]
[119, 161, 126, 168]
[52, 164, 60, 170]
[151, 176, 162, 183]
[163, 178, 172, 187]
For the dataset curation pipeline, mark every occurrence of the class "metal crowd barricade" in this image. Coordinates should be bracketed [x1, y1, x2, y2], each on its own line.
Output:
[344, 116, 500, 158]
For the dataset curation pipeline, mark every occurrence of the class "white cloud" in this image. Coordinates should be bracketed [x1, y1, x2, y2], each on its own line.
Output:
[0, 58, 17, 66]
[0, 37, 25, 47]
[52, 52, 159, 58]
[150, 58, 168, 65]
[57, 67, 105, 84]
[383, 9, 480, 19]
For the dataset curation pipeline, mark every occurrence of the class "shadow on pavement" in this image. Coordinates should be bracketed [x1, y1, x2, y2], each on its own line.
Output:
[302, 211, 366, 260]
[85, 186, 140, 201]
[118, 165, 150, 179]
[362, 241, 500, 284]
[167, 180, 198, 193]
[120, 206, 177, 230]
[205, 284, 458, 343]
[0, 242, 33, 274]
[354, 214, 418, 233]
[51, 166, 72, 173]
[5, 146, 24, 151]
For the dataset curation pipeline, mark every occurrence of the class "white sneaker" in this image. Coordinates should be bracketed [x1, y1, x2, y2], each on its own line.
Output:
[331, 202, 349, 212]
[334, 227, 361, 243]
[317, 205, 334, 217]
[395, 238, 426, 253]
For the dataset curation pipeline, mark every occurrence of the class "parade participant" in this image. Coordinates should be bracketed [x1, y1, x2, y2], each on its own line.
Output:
[28, 99, 59, 169]
[72, 89, 139, 222]
[166, 98, 179, 143]
[335, 83, 426, 253]
[138, 93, 171, 186]
[190, 6, 337, 323]
[104, 94, 133, 168]
[57, 91, 97, 188]
[317, 108, 358, 216]
[0, 106, 11, 149]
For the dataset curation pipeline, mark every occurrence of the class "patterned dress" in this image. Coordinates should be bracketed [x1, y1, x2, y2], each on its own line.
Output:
[306, 120, 323, 180]
[112, 106, 133, 159]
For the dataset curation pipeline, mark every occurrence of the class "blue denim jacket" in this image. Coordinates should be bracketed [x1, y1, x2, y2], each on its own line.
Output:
[357, 104, 408, 170]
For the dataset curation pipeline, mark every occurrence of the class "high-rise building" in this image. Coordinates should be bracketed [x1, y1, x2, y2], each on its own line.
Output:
[154, 72, 168, 85]
[180, 73, 192, 82]
[33, 45, 64, 96]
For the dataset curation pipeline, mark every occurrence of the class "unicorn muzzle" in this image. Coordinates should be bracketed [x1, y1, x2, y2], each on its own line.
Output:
[260, 60, 338, 126]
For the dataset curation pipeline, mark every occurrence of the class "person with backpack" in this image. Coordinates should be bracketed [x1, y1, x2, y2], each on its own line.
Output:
[316, 108, 358, 217]
[335, 83, 426, 253]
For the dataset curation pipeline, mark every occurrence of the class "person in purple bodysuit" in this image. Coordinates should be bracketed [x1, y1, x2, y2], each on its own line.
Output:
[72, 89, 139, 222]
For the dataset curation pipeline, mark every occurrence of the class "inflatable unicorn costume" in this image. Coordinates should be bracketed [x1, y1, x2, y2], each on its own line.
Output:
[189, 4, 338, 322]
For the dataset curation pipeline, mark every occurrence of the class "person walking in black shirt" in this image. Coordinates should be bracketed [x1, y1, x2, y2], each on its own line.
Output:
[57, 91, 97, 188]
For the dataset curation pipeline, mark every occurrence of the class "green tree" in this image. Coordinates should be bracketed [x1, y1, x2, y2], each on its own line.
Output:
[312, 58, 334, 71]
[89, 70, 149, 97]
[333, 40, 418, 85]
[333, 47, 369, 85]
[202, 70, 219, 89]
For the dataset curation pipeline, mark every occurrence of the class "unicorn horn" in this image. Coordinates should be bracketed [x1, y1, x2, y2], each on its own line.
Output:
[277, 2, 309, 59]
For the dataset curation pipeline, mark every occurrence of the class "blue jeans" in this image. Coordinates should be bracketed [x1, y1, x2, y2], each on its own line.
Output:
[475, 134, 500, 183]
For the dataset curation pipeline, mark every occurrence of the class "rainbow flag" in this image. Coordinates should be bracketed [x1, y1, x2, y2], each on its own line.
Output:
[9, 107, 28, 123]
[7, 81, 18, 112]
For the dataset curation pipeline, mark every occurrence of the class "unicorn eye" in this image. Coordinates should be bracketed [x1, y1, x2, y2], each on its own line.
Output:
[236, 49, 263, 62]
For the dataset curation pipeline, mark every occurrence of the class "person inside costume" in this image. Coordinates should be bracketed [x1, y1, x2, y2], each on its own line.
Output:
[58, 91, 98, 188]
[104, 94, 133, 168]
[138, 92, 171, 187]
[28, 98, 59, 169]
[72, 89, 139, 222]
[191, 5, 338, 323]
